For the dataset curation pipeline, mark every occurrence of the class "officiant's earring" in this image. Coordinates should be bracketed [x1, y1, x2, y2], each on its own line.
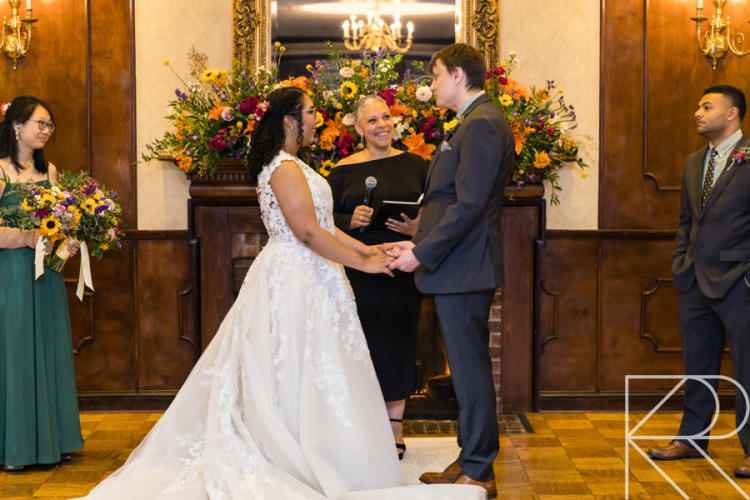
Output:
[14, 125, 20, 142]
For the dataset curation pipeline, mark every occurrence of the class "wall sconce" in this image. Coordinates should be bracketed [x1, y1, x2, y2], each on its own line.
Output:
[1, 0, 38, 70]
[691, 0, 750, 70]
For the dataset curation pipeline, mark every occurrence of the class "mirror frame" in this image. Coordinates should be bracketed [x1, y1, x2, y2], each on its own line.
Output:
[233, 0, 500, 69]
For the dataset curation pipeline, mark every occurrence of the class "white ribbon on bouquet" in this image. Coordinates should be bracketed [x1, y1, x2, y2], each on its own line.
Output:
[34, 238, 94, 301]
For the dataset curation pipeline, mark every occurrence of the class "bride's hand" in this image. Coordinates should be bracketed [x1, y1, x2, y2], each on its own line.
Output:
[362, 253, 395, 277]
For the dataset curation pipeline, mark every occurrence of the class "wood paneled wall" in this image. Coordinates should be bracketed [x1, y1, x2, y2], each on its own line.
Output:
[3, 1, 199, 408]
[537, 0, 749, 409]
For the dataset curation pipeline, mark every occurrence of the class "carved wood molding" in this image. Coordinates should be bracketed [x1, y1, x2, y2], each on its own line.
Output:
[462, 0, 500, 67]
[233, 0, 267, 68]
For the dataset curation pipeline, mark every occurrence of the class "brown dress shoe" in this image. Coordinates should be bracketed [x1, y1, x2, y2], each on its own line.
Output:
[419, 461, 462, 484]
[647, 440, 702, 460]
[735, 455, 750, 477]
[454, 474, 497, 499]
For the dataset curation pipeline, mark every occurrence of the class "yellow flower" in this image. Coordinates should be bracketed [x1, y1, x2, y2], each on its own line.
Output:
[81, 198, 98, 215]
[499, 94, 513, 107]
[279, 46, 286, 52]
[274, 41, 281, 48]
[21, 198, 34, 211]
[39, 193, 57, 206]
[519, 169, 525, 175]
[163, 60, 170, 66]
[443, 119, 459, 132]
[581, 170, 588, 178]
[315, 111, 324, 128]
[335, 103, 343, 110]
[339, 81, 358, 100]
[533, 151, 551, 169]
[100, 243, 109, 251]
[500, 61, 507, 68]
[319, 160, 335, 177]
[236, 121, 243, 129]
[39, 216, 60, 238]
[67, 206, 82, 225]
[200, 68, 220, 82]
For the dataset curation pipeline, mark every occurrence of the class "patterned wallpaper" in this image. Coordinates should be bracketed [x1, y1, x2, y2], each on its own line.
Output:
[135, 0, 599, 229]
[500, 0, 599, 229]
[135, 0, 232, 230]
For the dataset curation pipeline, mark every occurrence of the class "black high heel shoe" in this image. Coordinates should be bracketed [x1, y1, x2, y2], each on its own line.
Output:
[390, 418, 406, 460]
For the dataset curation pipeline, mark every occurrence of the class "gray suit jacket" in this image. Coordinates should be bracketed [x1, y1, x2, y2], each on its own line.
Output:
[412, 93, 515, 294]
[672, 133, 750, 299]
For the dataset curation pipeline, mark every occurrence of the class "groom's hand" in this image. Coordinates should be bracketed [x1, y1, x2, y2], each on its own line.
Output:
[389, 245, 421, 272]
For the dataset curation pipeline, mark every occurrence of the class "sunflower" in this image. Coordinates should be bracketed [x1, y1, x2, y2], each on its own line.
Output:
[21, 197, 34, 211]
[200, 68, 220, 82]
[39, 193, 57, 206]
[339, 81, 358, 100]
[81, 198, 98, 215]
[39, 216, 61, 238]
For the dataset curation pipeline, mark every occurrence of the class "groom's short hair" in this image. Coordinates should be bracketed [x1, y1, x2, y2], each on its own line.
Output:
[703, 84, 746, 121]
[429, 43, 486, 91]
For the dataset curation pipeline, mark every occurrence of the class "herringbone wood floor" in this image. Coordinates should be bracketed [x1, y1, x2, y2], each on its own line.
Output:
[3, 411, 750, 499]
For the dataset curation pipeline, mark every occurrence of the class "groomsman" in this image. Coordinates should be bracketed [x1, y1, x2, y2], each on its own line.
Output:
[648, 85, 750, 477]
[389, 43, 514, 498]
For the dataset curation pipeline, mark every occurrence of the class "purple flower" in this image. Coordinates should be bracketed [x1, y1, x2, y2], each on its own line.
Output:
[95, 204, 108, 215]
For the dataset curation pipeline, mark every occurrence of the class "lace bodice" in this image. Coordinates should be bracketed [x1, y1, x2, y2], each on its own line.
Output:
[256, 150, 336, 243]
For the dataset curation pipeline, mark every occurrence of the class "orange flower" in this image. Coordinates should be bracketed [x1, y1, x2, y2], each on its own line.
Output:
[504, 79, 529, 100]
[243, 121, 255, 136]
[208, 101, 225, 120]
[279, 76, 310, 93]
[534, 88, 550, 100]
[510, 120, 527, 155]
[389, 101, 409, 118]
[358, 67, 369, 78]
[176, 154, 193, 172]
[320, 118, 347, 151]
[402, 132, 436, 161]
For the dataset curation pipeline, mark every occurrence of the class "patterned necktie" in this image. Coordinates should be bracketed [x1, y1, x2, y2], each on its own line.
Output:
[701, 148, 718, 208]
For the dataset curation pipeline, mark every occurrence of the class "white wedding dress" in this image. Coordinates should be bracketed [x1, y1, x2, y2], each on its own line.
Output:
[76, 151, 484, 500]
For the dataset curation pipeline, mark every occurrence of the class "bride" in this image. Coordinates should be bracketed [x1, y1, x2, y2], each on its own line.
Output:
[76, 87, 484, 499]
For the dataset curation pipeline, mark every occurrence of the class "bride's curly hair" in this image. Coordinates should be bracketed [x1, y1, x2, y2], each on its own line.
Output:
[247, 86, 306, 180]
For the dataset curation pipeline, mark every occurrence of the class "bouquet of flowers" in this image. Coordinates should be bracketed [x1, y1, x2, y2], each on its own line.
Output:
[485, 52, 587, 204]
[141, 46, 281, 176]
[0, 170, 123, 271]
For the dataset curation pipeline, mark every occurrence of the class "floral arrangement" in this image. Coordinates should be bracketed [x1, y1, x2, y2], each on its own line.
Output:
[0, 171, 123, 269]
[144, 47, 587, 204]
[485, 52, 587, 203]
[302, 45, 453, 174]
[141, 47, 279, 176]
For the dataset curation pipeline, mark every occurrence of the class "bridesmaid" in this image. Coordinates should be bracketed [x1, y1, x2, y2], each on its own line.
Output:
[0, 96, 83, 471]
[327, 95, 428, 460]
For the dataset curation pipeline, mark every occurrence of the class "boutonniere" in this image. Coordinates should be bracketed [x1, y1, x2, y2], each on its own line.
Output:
[442, 116, 464, 140]
[727, 146, 750, 172]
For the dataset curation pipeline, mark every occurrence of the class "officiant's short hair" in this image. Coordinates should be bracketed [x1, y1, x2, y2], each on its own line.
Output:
[429, 43, 486, 91]
[703, 84, 746, 121]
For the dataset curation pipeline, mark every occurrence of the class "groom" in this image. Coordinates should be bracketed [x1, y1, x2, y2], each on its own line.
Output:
[389, 43, 514, 498]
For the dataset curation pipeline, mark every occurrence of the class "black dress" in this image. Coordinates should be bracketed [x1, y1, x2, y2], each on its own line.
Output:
[327, 152, 428, 401]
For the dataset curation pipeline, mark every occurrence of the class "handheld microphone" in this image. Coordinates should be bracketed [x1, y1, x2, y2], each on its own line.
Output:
[360, 176, 377, 233]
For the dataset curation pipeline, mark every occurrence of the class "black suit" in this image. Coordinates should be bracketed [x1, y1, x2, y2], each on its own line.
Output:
[673, 133, 750, 453]
[413, 93, 514, 481]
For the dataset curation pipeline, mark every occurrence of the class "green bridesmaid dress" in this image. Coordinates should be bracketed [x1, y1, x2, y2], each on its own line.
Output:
[0, 176, 84, 467]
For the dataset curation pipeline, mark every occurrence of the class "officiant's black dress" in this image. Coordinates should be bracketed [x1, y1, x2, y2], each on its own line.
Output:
[327, 152, 428, 401]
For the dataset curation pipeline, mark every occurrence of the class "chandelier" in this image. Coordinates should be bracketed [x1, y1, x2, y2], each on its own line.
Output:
[342, 2, 414, 54]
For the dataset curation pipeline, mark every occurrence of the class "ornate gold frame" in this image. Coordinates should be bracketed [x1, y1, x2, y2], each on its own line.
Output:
[233, 0, 500, 69]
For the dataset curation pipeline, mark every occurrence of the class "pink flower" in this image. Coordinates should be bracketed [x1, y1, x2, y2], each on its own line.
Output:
[220, 106, 233, 121]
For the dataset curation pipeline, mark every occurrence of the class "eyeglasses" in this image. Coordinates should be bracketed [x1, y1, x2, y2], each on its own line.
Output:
[293, 107, 316, 116]
[34, 120, 56, 133]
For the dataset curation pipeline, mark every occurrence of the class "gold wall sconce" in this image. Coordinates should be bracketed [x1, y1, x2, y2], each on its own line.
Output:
[1, 0, 38, 70]
[691, 0, 750, 70]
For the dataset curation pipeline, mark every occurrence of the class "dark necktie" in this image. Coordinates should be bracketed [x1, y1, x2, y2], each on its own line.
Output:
[701, 148, 718, 208]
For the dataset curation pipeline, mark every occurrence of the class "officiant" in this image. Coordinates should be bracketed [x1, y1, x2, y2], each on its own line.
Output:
[327, 94, 427, 461]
